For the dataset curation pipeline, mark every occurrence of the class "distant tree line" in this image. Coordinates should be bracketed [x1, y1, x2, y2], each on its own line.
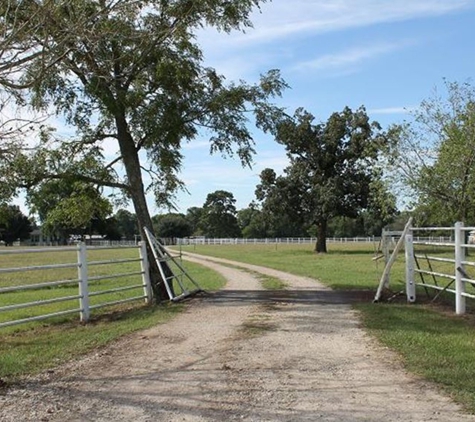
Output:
[2, 81, 475, 253]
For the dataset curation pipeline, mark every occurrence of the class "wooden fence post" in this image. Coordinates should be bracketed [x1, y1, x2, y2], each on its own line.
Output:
[77, 242, 90, 322]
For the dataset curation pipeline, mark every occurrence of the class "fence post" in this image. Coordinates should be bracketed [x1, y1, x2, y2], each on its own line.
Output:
[382, 228, 390, 288]
[77, 242, 90, 322]
[139, 241, 153, 304]
[455, 221, 466, 315]
[405, 233, 416, 303]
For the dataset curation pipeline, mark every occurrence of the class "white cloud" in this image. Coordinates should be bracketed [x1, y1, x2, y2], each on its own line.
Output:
[182, 140, 211, 151]
[255, 154, 289, 173]
[198, 0, 473, 50]
[368, 106, 418, 115]
[292, 41, 409, 73]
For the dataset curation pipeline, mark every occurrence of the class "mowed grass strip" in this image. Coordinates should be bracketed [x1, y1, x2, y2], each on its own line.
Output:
[0, 248, 225, 382]
[179, 243, 475, 413]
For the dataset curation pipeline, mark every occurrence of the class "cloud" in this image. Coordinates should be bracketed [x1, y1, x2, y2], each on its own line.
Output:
[368, 106, 418, 115]
[292, 41, 409, 73]
[182, 140, 211, 151]
[198, 0, 473, 50]
[254, 154, 289, 173]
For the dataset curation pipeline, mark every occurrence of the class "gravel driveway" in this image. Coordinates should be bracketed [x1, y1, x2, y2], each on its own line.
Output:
[1, 252, 473, 421]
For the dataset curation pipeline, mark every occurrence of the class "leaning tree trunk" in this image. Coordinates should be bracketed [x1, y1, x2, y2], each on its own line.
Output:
[116, 115, 172, 301]
[315, 220, 328, 253]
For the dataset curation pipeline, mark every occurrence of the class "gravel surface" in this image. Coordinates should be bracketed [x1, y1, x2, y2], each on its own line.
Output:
[1, 252, 474, 421]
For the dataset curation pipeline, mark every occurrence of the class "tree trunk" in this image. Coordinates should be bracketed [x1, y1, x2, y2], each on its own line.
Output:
[315, 220, 328, 253]
[115, 114, 172, 301]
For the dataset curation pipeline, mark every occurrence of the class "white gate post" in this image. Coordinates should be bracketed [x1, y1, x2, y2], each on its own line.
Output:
[405, 233, 416, 303]
[382, 228, 390, 288]
[139, 241, 153, 304]
[455, 221, 466, 315]
[77, 242, 90, 322]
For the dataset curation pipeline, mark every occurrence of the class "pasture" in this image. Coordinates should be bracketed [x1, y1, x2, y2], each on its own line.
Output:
[2, 241, 475, 412]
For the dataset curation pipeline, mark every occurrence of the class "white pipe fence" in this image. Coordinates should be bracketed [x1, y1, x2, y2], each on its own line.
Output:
[176, 236, 451, 246]
[405, 222, 475, 315]
[0, 242, 152, 329]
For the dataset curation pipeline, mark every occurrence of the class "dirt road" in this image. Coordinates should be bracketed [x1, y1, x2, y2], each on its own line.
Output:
[1, 253, 473, 421]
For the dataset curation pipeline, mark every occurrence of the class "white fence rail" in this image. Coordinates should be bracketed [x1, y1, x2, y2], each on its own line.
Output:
[405, 222, 475, 315]
[0, 242, 152, 329]
[177, 236, 453, 246]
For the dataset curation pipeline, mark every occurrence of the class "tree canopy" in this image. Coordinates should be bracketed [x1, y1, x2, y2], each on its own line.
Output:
[152, 213, 192, 239]
[27, 179, 113, 241]
[200, 190, 241, 238]
[257, 106, 395, 252]
[0, 204, 32, 246]
[389, 81, 475, 225]
[1, 0, 287, 299]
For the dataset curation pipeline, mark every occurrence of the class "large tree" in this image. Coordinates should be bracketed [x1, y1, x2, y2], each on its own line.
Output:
[237, 204, 269, 238]
[27, 179, 113, 242]
[200, 190, 241, 238]
[257, 106, 393, 253]
[389, 81, 475, 225]
[152, 213, 192, 239]
[0, 204, 32, 246]
[1, 0, 286, 299]
[113, 209, 138, 240]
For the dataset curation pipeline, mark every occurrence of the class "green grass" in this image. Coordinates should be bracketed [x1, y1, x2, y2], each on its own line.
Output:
[0, 303, 182, 381]
[179, 242, 475, 413]
[357, 303, 475, 413]
[179, 243, 404, 291]
[4, 242, 475, 413]
[0, 248, 226, 382]
[259, 274, 288, 290]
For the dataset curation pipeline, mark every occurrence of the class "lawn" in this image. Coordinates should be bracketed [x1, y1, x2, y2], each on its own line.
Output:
[178, 242, 406, 292]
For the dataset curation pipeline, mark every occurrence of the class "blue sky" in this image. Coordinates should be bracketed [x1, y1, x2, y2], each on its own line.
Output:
[171, 0, 475, 215]
[10, 0, 475, 217]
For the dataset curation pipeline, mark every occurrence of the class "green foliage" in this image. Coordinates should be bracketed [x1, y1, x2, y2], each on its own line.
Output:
[1, 0, 287, 208]
[237, 205, 269, 238]
[186, 206, 204, 236]
[0, 204, 32, 245]
[389, 80, 475, 225]
[27, 180, 113, 239]
[2, 0, 287, 299]
[200, 190, 242, 237]
[256, 106, 394, 251]
[152, 213, 192, 238]
[113, 209, 138, 240]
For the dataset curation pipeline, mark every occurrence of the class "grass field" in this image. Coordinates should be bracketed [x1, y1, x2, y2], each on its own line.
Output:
[3, 241, 475, 413]
[0, 246, 226, 381]
[178, 242, 475, 413]
[179, 242, 406, 291]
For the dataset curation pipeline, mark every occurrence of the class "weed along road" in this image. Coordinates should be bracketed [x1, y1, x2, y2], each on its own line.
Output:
[1, 253, 474, 421]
